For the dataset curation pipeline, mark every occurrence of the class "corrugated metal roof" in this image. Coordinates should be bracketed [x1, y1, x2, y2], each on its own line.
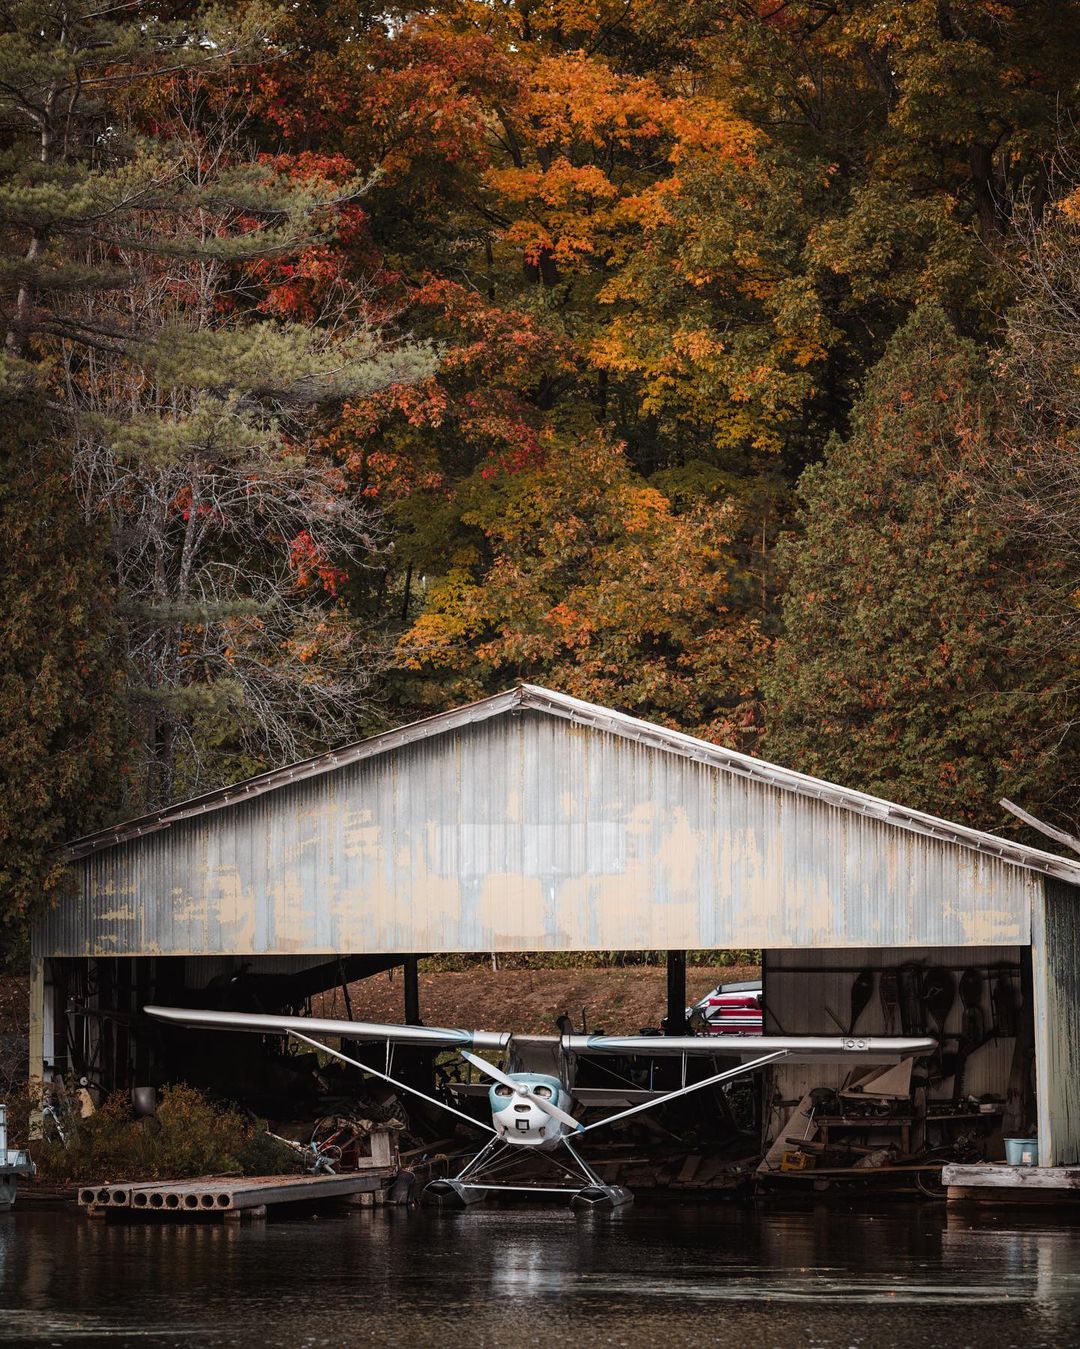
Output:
[63, 684, 1080, 886]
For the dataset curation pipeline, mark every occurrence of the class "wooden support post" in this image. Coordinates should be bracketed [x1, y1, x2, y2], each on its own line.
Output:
[365, 1127, 398, 1169]
[27, 956, 46, 1094]
[666, 950, 688, 1036]
[404, 956, 420, 1026]
[1004, 947, 1036, 1139]
[1032, 879, 1080, 1166]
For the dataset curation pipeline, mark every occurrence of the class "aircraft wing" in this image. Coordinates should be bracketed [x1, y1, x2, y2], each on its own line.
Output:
[143, 1005, 511, 1052]
[562, 1034, 937, 1064]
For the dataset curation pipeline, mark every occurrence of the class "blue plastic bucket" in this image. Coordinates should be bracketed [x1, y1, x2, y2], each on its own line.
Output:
[1004, 1137, 1037, 1166]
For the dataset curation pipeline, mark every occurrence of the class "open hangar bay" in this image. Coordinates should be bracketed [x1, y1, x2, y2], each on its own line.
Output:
[28, 683, 1080, 1172]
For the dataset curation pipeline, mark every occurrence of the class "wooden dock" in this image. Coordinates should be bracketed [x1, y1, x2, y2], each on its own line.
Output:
[943, 1163, 1080, 1205]
[756, 1162, 945, 1196]
[78, 1170, 393, 1220]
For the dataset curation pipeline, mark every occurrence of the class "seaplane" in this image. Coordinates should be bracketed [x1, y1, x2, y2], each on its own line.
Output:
[145, 1004, 934, 1208]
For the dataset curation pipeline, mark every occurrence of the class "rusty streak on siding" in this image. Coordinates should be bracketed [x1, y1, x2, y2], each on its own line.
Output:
[37, 707, 1042, 959]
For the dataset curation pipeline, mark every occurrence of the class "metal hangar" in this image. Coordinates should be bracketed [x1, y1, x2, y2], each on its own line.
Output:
[29, 684, 1080, 1165]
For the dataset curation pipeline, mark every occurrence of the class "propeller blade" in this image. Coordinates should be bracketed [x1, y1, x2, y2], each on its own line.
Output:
[461, 1049, 517, 1090]
[531, 1096, 583, 1133]
[461, 1050, 583, 1133]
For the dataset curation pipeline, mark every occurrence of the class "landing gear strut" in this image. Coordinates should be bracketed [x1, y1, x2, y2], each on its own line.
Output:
[424, 1136, 632, 1210]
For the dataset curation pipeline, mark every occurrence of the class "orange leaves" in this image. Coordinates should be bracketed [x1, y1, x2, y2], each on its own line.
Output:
[398, 432, 763, 734]
[615, 178, 680, 231]
[1060, 188, 1080, 224]
[490, 157, 624, 265]
[251, 14, 523, 193]
[481, 47, 760, 277]
[359, 30, 517, 182]
[328, 276, 562, 508]
[489, 159, 618, 205]
[521, 52, 665, 151]
[668, 100, 761, 170]
[413, 277, 568, 382]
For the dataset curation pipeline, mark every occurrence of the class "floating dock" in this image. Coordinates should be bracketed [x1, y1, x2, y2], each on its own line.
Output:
[77, 1170, 393, 1220]
[943, 1163, 1080, 1205]
[757, 1162, 946, 1196]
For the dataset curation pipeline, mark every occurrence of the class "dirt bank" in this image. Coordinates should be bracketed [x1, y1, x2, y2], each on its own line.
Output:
[316, 964, 761, 1036]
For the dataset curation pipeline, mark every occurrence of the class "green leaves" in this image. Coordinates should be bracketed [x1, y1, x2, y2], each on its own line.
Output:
[400, 432, 762, 740]
[0, 392, 122, 930]
[139, 323, 436, 409]
[765, 306, 1065, 825]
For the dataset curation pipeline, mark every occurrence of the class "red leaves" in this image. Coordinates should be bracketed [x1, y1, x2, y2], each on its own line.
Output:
[288, 530, 348, 596]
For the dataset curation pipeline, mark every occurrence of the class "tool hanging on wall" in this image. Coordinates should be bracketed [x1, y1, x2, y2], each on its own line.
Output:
[992, 963, 1019, 1038]
[920, 966, 955, 1084]
[880, 969, 899, 1034]
[898, 964, 925, 1035]
[921, 967, 955, 1035]
[959, 968, 985, 1044]
[952, 968, 986, 1102]
[848, 969, 875, 1034]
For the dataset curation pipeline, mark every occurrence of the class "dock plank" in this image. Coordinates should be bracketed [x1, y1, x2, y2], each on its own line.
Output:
[942, 1163, 1080, 1189]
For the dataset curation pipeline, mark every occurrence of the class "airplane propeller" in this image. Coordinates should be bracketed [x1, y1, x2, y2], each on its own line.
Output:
[460, 1049, 583, 1133]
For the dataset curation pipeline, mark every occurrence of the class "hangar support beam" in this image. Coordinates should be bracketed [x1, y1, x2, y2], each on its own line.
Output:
[666, 951, 688, 1036]
[1032, 879, 1080, 1165]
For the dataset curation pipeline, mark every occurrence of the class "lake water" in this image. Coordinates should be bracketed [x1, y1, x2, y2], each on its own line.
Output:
[1, 1202, 1079, 1347]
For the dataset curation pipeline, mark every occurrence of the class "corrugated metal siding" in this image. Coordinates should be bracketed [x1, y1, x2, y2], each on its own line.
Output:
[1032, 879, 1080, 1165]
[36, 711, 1037, 958]
[763, 947, 1023, 1149]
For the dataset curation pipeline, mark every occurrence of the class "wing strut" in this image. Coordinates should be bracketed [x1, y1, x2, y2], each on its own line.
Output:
[289, 1030, 496, 1135]
[578, 1049, 788, 1135]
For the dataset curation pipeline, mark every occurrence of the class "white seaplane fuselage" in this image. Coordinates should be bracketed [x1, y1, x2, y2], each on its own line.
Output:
[490, 1073, 575, 1149]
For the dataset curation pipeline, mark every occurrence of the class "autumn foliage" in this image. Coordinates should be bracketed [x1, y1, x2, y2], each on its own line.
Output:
[764, 306, 1071, 823]
[5, 0, 1080, 927]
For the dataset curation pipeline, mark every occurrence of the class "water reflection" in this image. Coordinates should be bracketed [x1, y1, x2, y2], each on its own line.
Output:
[1, 1203, 1078, 1346]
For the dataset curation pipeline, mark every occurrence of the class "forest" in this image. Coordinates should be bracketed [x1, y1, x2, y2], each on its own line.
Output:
[3, 0, 1080, 934]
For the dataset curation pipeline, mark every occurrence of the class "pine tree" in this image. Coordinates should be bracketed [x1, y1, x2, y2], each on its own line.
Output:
[763, 306, 1065, 826]
[1, 1, 271, 359]
[980, 185, 1080, 829]
[0, 1, 437, 808]
[0, 391, 121, 932]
